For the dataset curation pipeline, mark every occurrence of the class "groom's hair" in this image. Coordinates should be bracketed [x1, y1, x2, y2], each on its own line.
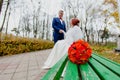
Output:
[59, 10, 64, 13]
[71, 18, 80, 26]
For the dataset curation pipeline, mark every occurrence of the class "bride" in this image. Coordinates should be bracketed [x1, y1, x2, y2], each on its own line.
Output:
[43, 18, 84, 69]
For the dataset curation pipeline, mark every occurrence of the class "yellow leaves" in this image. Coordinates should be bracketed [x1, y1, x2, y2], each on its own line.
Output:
[111, 11, 118, 17]
[0, 37, 54, 56]
[111, 11, 119, 22]
[108, 22, 112, 25]
[91, 42, 116, 53]
[102, 10, 108, 15]
[104, 0, 117, 8]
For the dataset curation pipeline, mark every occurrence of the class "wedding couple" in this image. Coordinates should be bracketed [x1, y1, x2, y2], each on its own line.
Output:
[42, 10, 84, 69]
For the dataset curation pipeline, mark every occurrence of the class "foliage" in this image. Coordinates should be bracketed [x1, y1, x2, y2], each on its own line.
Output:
[104, 0, 119, 23]
[104, 0, 117, 8]
[0, 33, 54, 56]
[111, 11, 119, 22]
[91, 42, 120, 63]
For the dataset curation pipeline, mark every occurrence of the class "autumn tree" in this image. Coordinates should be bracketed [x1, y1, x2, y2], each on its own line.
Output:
[104, 0, 119, 23]
[0, 0, 10, 32]
[104, 0, 117, 8]
[101, 27, 109, 44]
[5, 5, 11, 34]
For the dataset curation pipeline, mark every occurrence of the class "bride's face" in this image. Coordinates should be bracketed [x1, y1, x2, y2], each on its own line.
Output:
[70, 20, 73, 27]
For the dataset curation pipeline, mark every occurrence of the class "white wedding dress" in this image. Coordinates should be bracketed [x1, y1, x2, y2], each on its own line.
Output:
[43, 26, 84, 68]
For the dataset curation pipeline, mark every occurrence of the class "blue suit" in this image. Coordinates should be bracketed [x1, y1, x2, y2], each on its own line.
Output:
[52, 17, 66, 43]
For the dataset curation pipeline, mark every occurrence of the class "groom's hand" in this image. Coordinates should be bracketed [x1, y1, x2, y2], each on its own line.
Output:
[59, 29, 64, 33]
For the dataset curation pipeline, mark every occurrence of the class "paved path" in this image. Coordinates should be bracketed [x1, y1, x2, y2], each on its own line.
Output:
[0, 49, 51, 80]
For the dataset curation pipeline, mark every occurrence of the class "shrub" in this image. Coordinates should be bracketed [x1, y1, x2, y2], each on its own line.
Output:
[0, 37, 54, 56]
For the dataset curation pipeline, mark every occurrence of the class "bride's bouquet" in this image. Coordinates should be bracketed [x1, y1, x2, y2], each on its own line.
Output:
[68, 39, 92, 64]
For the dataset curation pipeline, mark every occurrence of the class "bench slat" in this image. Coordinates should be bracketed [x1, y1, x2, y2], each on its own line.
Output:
[80, 63, 100, 80]
[41, 53, 120, 80]
[93, 53, 120, 66]
[89, 58, 120, 80]
[63, 60, 79, 80]
[41, 54, 67, 80]
[92, 54, 120, 76]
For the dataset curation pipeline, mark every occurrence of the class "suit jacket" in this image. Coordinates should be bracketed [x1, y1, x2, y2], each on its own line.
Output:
[52, 17, 66, 43]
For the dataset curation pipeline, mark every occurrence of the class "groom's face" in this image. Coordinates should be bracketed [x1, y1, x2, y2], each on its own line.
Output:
[59, 11, 63, 18]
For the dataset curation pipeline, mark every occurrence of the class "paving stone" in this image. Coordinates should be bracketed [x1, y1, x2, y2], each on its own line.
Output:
[0, 73, 13, 80]
[0, 49, 51, 80]
[12, 71, 27, 80]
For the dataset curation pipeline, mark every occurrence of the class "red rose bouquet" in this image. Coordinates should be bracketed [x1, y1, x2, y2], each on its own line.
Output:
[68, 39, 92, 64]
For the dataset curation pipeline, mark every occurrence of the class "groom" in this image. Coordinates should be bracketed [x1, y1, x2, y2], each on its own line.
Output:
[52, 10, 66, 44]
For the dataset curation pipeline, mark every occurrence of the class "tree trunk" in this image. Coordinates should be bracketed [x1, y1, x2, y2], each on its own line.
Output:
[46, 15, 49, 40]
[42, 19, 45, 39]
[97, 30, 101, 44]
[0, 0, 3, 14]
[35, 17, 38, 38]
[84, 18, 90, 42]
[5, 7, 11, 35]
[0, 0, 9, 32]
[101, 38, 104, 43]
[105, 39, 107, 45]
[91, 33, 94, 44]
[23, 30, 25, 37]
[25, 26, 27, 37]
[33, 14, 36, 38]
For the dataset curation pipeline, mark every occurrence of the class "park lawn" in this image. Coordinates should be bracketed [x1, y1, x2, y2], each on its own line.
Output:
[91, 43, 120, 64]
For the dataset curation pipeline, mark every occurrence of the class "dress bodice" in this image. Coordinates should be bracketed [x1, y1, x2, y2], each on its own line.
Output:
[65, 26, 84, 45]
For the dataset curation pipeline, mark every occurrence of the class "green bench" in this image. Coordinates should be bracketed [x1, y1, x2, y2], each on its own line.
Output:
[41, 53, 120, 80]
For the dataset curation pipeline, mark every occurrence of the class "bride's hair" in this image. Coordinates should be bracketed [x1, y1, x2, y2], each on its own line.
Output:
[71, 18, 80, 26]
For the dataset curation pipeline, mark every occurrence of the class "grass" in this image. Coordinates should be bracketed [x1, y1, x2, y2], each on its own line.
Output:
[91, 42, 120, 64]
